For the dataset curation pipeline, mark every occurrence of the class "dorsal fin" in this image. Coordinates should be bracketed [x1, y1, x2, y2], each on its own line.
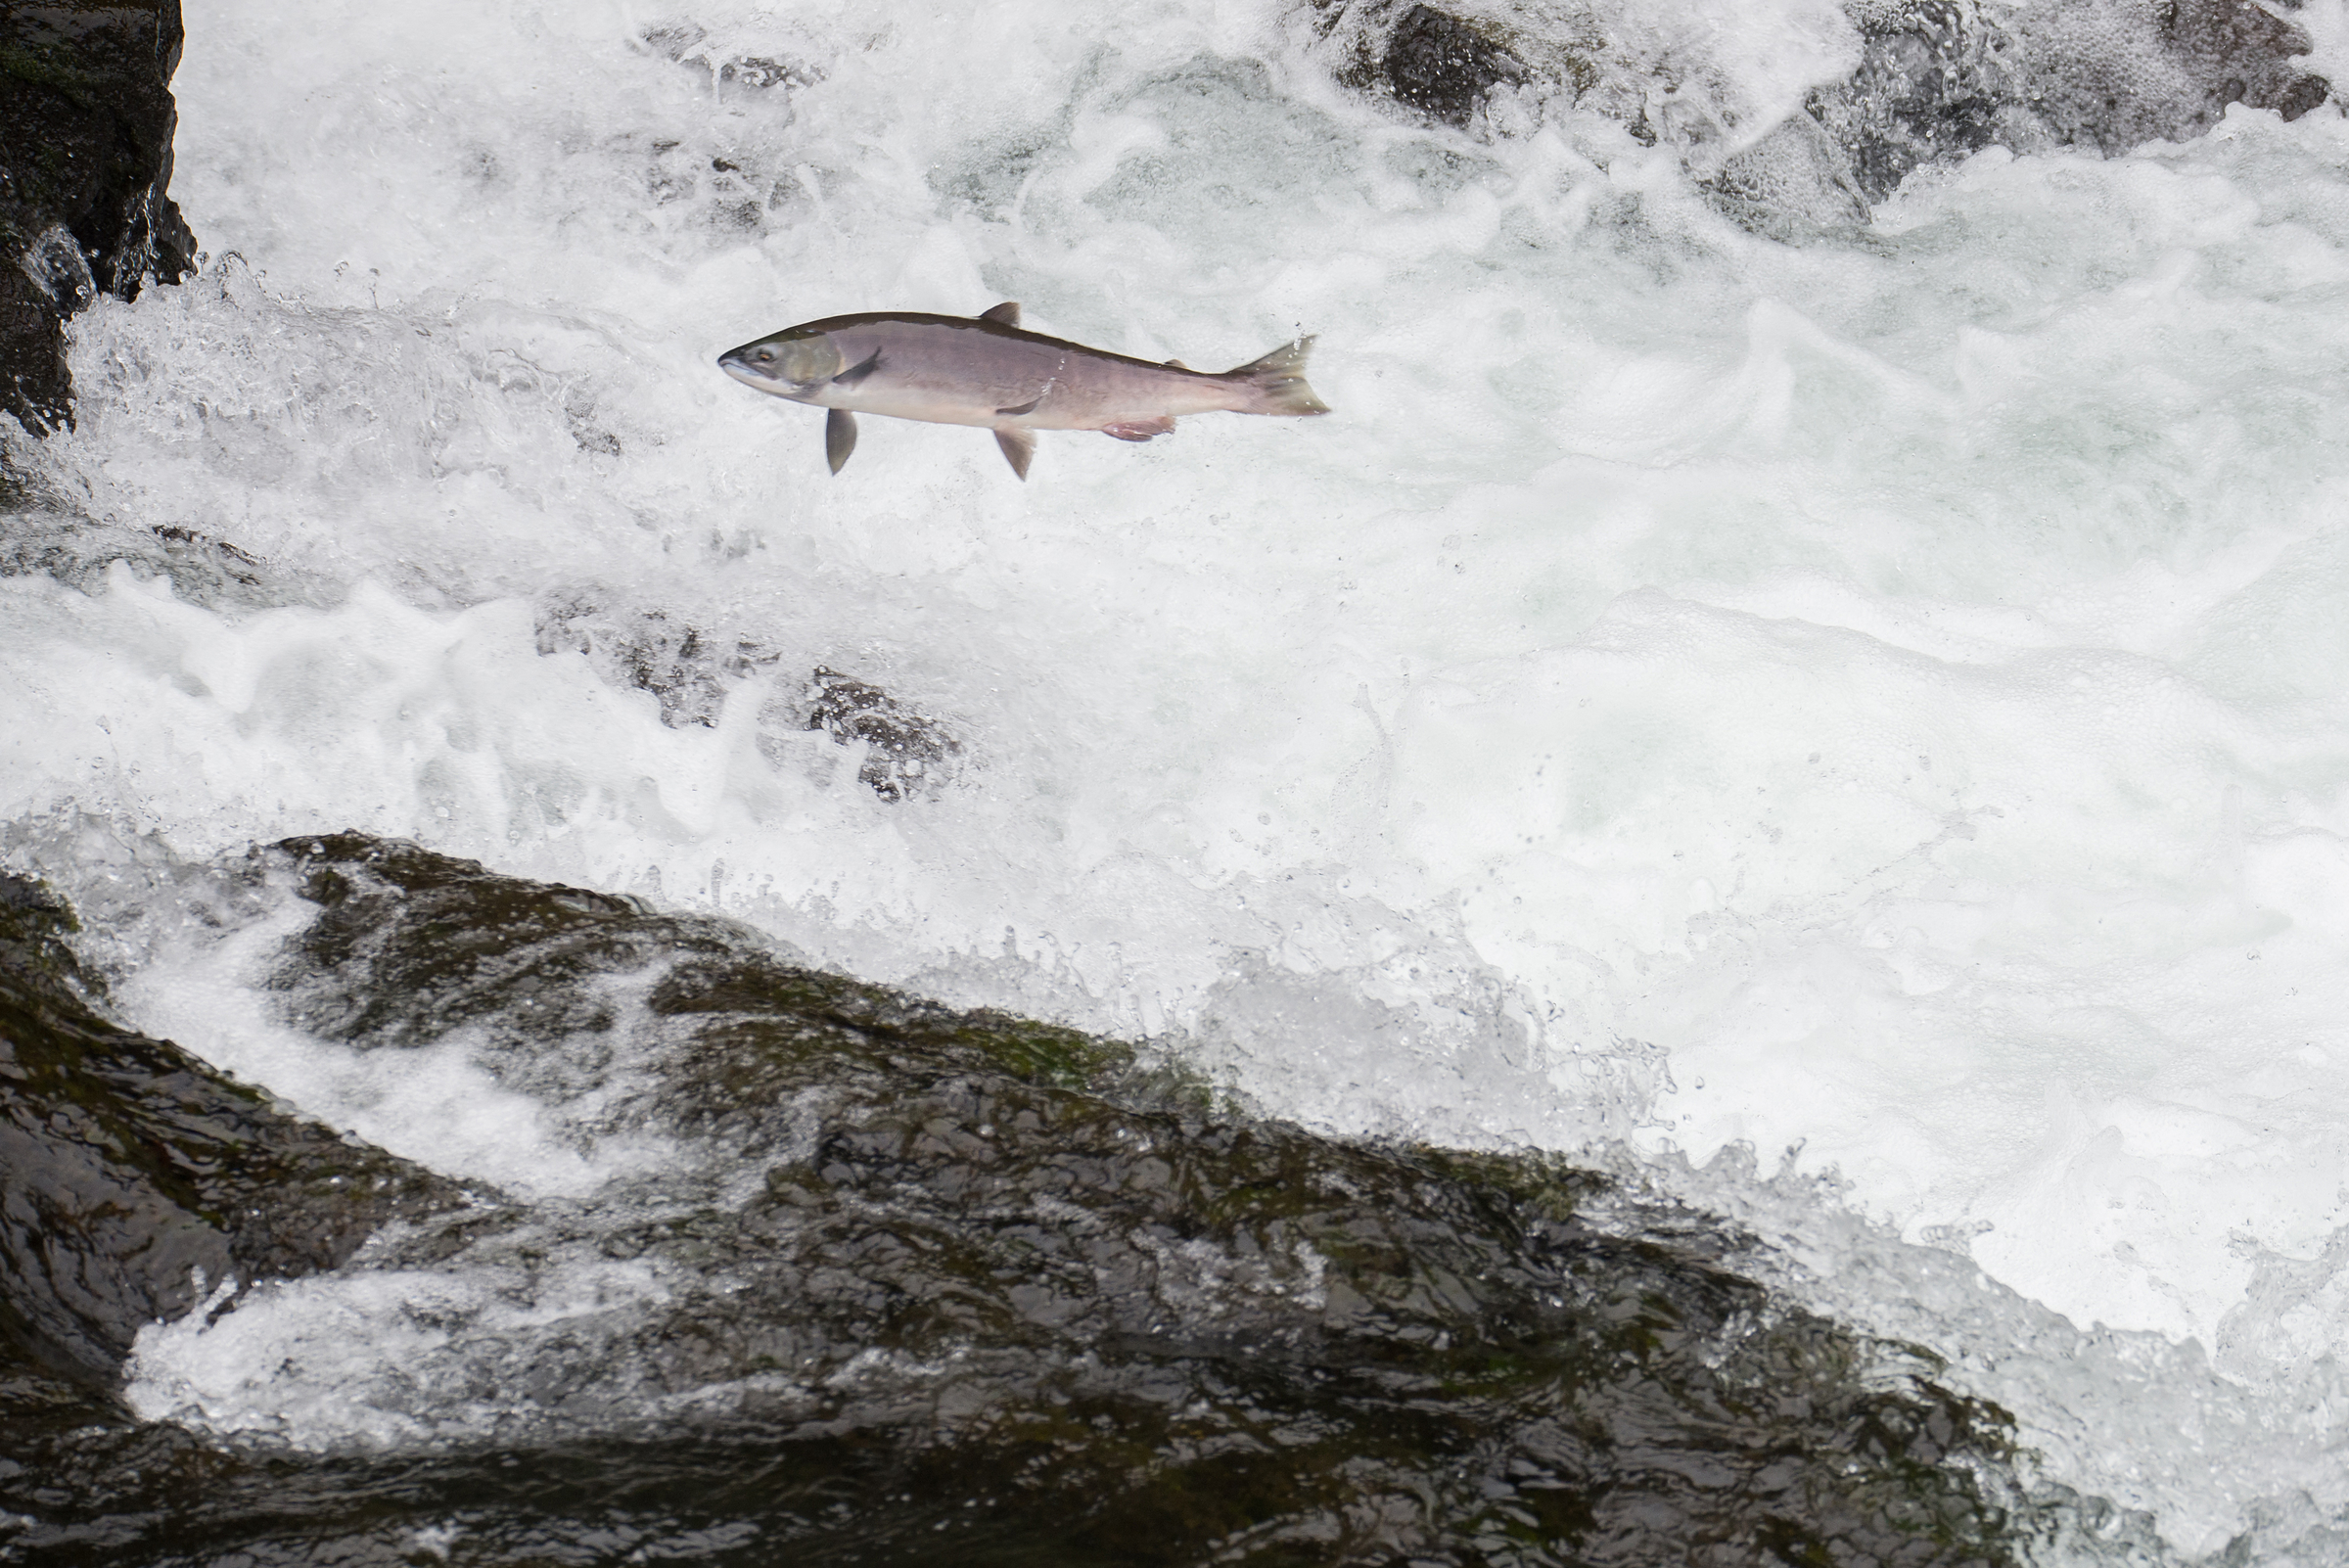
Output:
[1164, 358, 1188, 369]
[980, 301, 1021, 326]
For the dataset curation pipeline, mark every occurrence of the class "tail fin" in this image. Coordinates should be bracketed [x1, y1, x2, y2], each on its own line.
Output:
[1224, 336, 1330, 416]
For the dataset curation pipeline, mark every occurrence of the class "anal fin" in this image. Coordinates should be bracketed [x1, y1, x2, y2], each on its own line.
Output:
[1102, 416, 1175, 442]
[994, 426, 1036, 480]
[826, 407, 857, 475]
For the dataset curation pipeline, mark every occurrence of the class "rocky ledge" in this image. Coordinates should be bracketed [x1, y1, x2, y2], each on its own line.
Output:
[0, 834, 2050, 1565]
[0, 0, 197, 438]
[1315, 0, 2333, 232]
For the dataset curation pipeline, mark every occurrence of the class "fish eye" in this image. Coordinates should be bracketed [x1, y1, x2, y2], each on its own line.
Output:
[755, 347, 775, 362]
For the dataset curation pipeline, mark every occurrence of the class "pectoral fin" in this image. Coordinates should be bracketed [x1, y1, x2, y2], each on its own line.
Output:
[826, 407, 857, 475]
[832, 349, 883, 387]
[994, 427, 1036, 480]
[1102, 416, 1175, 442]
[980, 301, 1021, 326]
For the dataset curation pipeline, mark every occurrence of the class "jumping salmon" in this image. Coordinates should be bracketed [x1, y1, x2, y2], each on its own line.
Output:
[716, 302, 1329, 480]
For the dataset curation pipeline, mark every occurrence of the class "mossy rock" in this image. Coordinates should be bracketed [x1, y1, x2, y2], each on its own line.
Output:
[0, 831, 2036, 1567]
[0, 867, 464, 1377]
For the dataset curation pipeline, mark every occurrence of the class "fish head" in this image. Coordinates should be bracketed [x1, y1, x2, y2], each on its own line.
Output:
[717, 326, 848, 397]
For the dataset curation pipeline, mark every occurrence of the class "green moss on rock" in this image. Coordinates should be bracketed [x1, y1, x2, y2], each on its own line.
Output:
[0, 866, 465, 1377]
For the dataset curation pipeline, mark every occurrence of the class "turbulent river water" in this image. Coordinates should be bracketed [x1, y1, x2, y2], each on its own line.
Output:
[8, 0, 2349, 1561]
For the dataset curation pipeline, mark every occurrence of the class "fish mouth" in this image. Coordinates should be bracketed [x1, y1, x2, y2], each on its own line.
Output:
[717, 353, 811, 395]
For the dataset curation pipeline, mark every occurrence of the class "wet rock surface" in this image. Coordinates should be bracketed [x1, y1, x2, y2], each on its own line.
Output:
[0, 506, 316, 610]
[1328, 2, 1539, 127]
[0, 0, 199, 435]
[535, 594, 967, 800]
[1818, 0, 2330, 201]
[534, 592, 784, 730]
[0, 869, 463, 1386]
[783, 666, 965, 801]
[1315, 0, 2330, 223]
[4, 834, 2044, 1564]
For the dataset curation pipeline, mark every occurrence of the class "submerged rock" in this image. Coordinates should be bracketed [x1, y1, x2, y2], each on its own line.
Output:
[1313, 0, 1595, 130]
[1817, 0, 2330, 202]
[4, 833, 2044, 1564]
[781, 665, 965, 801]
[0, 870, 462, 1381]
[1314, 0, 2330, 226]
[1326, 2, 1541, 127]
[535, 594, 968, 801]
[533, 592, 783, 729]
[0, 0, 199, 435]
[0, 506, 320, 611]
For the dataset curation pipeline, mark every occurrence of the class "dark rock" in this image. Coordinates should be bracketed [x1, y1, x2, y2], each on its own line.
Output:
[2156, 0, 2327, 127]
[0, 507, 313, 609]
[780, 665, 964, 801]
[533, 596, 969, 802]
[1349, 2, 1533, 127]
[1317, 0, 2331, 222]
[0, 868, 465, 1378]
[1813, 0, 2331, 206]
[1316, 0, 1589, 131]
[10, 831, 2034, 1566]
[1808, 2, 2034, 204]
[533, 593, 782, 729]
[0, 0, 199, 435]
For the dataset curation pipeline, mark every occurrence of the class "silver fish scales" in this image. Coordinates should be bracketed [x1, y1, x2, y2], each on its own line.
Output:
[718, 301, 1328, 480]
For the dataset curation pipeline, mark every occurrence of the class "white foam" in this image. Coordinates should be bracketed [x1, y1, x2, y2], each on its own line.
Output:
[104, 880, 678, 1200]
[123, 1251, 675, 1444]
[6, 0, 2349, 1550]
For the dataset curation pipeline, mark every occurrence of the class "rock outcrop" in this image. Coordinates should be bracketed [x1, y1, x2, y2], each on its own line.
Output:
[535, 594, 968, 800]
[0, 834, 2037, 1565]
[0, 0, 199, 435]
[1818, 0, 2331, 201]
[0, 871, 462, 1382]
[1314, 0, 2332, 229]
